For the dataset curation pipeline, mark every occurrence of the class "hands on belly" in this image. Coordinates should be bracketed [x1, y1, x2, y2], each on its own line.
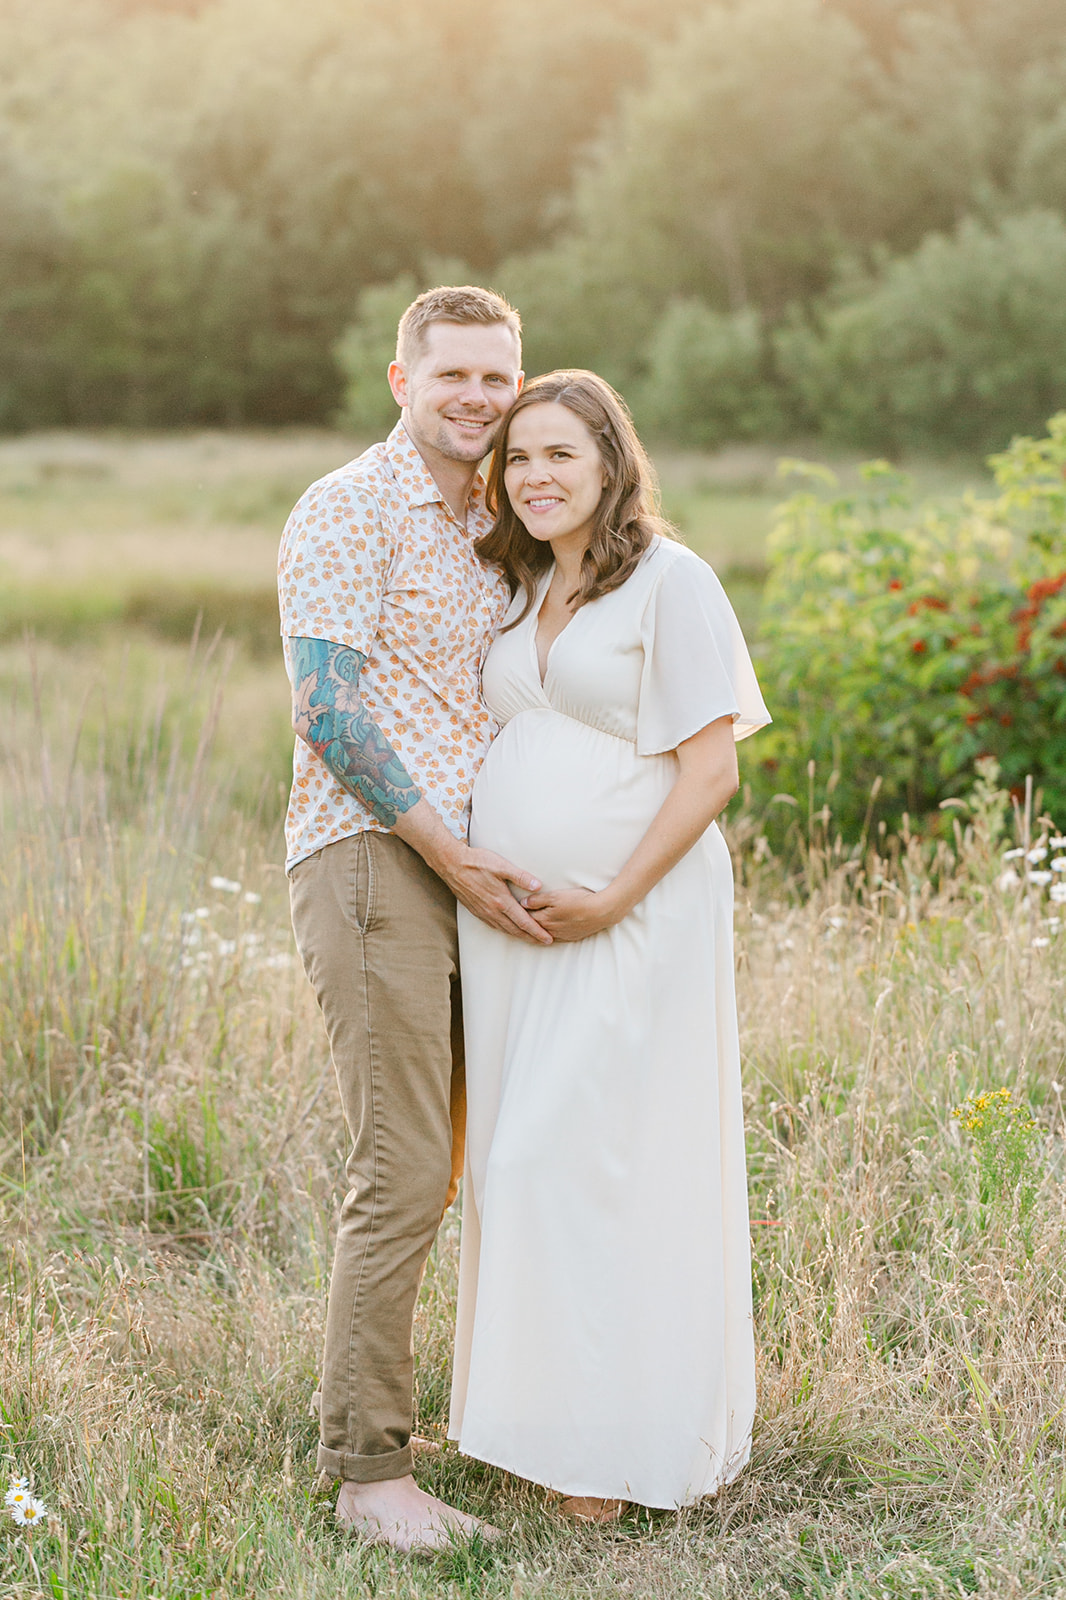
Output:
[521, 886, 623, 942]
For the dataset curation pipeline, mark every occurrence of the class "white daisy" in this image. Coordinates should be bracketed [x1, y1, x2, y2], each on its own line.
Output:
[12, 1497, 48, 1527]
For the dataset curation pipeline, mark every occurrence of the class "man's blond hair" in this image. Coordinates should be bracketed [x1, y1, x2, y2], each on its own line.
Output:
[396, 285, 522, 370]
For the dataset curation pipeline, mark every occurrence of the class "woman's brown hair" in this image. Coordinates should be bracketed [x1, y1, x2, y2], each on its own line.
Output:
[476, 370, 676, 629]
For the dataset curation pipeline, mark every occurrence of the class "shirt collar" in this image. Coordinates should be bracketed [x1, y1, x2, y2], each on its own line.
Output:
[385, 420, 488, 521]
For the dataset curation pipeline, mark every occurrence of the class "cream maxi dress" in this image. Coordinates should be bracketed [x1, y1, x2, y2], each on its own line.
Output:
[448, 536, 770, 1510]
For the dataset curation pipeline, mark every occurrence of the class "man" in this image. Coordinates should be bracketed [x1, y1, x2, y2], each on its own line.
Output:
[278, 285, 549, 1553]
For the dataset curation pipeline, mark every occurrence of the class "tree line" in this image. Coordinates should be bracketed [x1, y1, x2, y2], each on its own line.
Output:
[3, 0, 1066, 449]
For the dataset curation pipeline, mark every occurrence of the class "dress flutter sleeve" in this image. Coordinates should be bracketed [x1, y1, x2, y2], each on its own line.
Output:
[636, 547, 771, 757]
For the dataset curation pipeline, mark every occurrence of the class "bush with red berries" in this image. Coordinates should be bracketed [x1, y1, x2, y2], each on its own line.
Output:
[750, 414, 1066, 837]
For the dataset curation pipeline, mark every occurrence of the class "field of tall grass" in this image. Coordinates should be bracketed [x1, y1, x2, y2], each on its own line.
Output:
[0, 428, 989, 647]
[3, 434, 1062, 1600]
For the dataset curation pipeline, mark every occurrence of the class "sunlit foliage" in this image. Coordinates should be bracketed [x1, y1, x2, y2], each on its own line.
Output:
[3, 0, 1066, 441]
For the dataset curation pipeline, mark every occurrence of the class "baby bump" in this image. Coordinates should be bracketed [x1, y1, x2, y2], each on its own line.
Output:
[470, 708, 677, 892]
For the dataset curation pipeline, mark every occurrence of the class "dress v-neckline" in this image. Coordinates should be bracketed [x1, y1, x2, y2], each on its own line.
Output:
[532, 566, 579, 689]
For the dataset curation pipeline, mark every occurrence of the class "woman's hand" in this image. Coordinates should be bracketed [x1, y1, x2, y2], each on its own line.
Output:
[523, 718, 740, 944]
[522, 887, 620, 942]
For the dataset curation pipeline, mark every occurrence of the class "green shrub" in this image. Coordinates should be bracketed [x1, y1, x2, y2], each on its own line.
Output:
[0, 135, 75, 430]
[776, 212, 1066, 454]
[333, 274, 417, 435]
[635, 298, 785, 446]
[495, 238, 656, 391]
[750, 414, 1066, 835]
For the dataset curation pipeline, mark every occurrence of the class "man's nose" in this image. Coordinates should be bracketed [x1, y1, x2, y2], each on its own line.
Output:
[456, 378, 490, 408]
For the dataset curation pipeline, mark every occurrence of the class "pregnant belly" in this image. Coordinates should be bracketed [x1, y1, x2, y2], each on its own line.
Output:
[470, 707, 677, 892]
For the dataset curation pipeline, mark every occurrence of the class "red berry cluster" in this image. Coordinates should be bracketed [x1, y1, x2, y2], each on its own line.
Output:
[905, 593, 950, 653]
[1012, 572, 1066, 652]
[955, 569, 1066, 731]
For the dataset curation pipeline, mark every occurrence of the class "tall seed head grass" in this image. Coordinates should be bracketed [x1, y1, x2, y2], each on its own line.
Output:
[3, 645, 1066, 1596]
[0, 640, 334, 1257]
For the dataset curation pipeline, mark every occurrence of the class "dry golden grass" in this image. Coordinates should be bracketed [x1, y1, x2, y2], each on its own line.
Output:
[0, 434, 1060, 1598]
[4, 638, 1065, 1599]
[0, 430, 358, 591]
[0, 428, 988, 645]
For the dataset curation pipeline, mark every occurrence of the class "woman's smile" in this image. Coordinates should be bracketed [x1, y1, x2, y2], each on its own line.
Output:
[504, 400, 606, 555]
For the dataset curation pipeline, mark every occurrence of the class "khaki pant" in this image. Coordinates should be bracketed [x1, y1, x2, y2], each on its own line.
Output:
[289, 831, 465, 1483]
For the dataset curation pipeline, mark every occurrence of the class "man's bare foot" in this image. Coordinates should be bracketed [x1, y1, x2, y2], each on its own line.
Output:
[559, 1495, 629, 1524]
[336, 1474, 500, 1554]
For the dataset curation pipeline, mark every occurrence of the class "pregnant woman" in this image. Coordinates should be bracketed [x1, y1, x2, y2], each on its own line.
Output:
[448, 371, 770, 1516]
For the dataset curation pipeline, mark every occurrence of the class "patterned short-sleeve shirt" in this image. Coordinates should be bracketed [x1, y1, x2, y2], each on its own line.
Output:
[278, 421, 510, 871]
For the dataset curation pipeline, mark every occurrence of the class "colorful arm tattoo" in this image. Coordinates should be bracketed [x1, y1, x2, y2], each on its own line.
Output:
[289, 636, 421, 828]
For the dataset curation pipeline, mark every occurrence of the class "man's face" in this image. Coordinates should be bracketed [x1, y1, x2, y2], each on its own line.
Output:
[389, 321, 523, 468]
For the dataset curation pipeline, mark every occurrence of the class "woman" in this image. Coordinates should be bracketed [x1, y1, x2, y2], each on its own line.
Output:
[448, 372, 770, 1517]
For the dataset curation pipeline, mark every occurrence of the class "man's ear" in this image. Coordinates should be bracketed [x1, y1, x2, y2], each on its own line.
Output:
[387, 361, 407, 409]
[515, 370, 525, 395]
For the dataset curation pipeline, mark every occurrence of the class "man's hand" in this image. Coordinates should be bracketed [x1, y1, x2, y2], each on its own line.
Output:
[522, 887, 619, 943]
[392, 800, 552, 946]
[444, 845, 555, 946]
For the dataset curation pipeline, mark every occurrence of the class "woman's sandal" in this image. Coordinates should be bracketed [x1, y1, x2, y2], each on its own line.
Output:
[559, 1496, 629, 1524]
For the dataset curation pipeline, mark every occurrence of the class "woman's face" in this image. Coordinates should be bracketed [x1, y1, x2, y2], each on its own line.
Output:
[502, 401, 606, 558]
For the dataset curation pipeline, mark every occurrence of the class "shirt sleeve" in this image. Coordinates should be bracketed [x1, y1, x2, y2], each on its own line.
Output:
[636, 548, 771, 756]
[277, 474, 392, 657]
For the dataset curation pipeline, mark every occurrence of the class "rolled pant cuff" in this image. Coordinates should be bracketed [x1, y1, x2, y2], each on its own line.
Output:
[316, 1441, 414, 1483]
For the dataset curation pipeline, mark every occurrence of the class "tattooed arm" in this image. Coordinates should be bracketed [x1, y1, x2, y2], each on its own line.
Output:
[289, 636, 421, 827]
[289, 637, 551, 944]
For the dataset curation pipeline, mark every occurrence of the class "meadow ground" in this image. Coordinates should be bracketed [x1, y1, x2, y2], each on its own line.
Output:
[3, 434, 1064, 1600]
[0, 428, 990, 646]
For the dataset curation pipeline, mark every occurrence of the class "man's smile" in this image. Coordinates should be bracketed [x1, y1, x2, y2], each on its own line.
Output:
[446, 415, 493, 432]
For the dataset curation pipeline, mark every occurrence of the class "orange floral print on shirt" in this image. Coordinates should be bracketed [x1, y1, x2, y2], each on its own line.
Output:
[278, 421, 509, 871]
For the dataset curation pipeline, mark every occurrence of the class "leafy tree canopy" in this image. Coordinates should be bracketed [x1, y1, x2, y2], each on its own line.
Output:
[3, 0, 1066, 434]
